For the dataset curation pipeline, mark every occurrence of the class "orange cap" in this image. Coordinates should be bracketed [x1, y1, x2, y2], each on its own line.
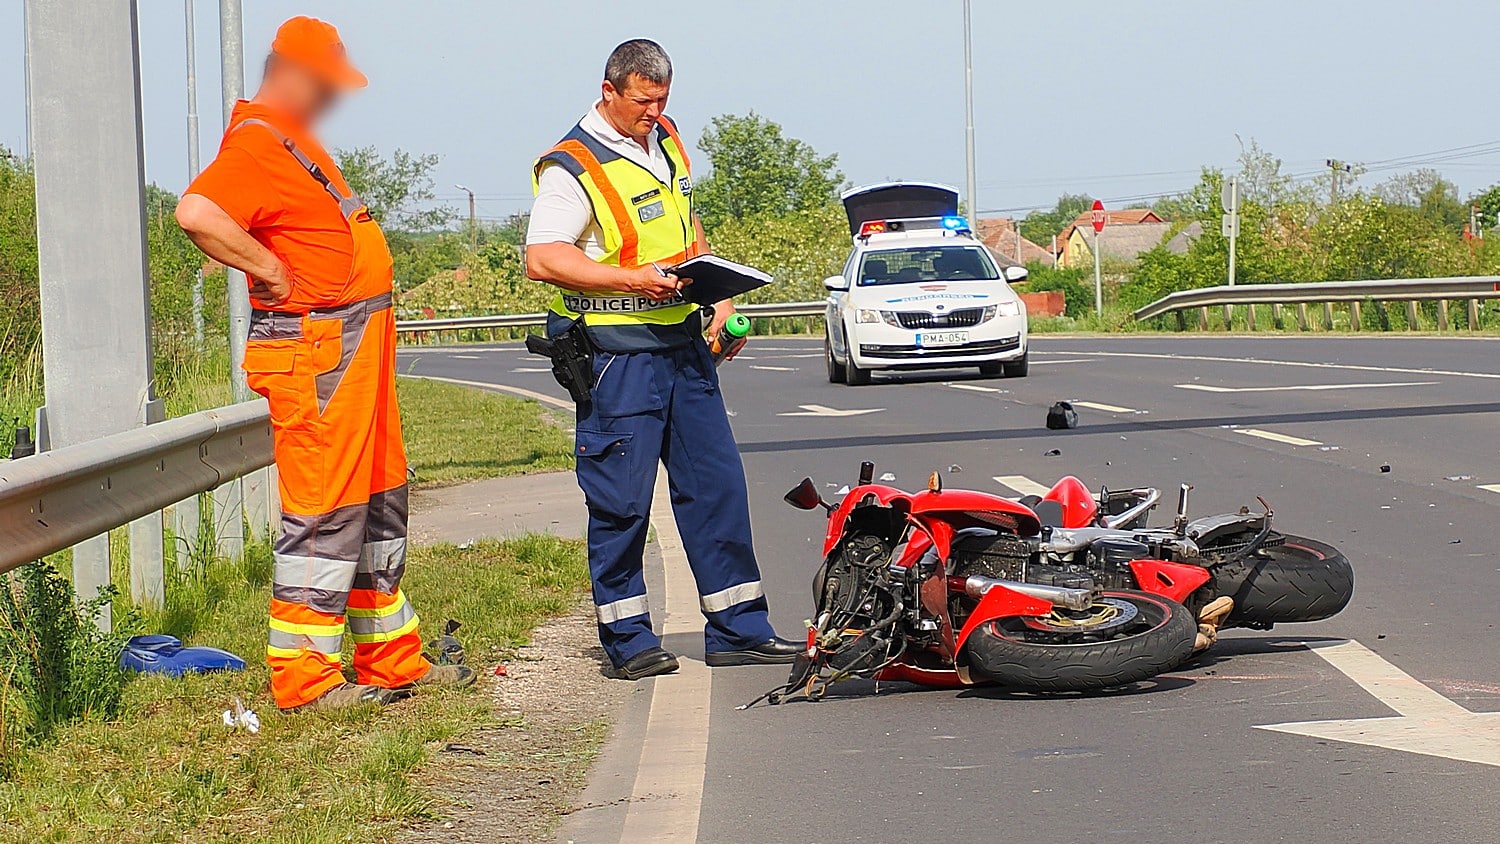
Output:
[271, 16, 367, 89]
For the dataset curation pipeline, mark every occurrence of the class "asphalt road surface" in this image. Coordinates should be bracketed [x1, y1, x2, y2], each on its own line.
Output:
[401, 334, 1500, 844]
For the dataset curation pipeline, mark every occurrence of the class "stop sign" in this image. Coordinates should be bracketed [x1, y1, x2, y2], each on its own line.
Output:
[1091, 199, 1106, 234]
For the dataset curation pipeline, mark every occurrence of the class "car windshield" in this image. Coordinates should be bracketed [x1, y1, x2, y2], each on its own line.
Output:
[857, 246, 1000, 286]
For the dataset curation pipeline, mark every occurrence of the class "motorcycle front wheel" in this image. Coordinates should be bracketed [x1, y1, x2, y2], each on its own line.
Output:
[964, 589, 1196, 692]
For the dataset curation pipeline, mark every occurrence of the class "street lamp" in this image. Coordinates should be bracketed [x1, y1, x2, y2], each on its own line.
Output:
[455, 183, 476, 250]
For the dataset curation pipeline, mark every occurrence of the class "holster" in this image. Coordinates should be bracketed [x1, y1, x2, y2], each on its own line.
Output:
[525, 319, 595, 405]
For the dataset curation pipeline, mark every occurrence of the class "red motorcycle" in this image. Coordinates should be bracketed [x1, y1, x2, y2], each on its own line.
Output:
[758, 462, 1199, 706]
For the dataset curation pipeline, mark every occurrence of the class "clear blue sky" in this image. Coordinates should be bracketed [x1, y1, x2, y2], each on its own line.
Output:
[4, 0, 1499, 221]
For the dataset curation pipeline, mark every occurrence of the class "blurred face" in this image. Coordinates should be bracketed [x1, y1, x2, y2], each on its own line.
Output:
[267, 56, 342, 126]
[600, 74, 670, 141]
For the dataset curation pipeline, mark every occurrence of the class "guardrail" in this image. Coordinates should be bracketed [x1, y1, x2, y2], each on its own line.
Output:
[0, 400, 274, 574]
[1135, 276, 1500, 327]
[395, 301, 827, 338]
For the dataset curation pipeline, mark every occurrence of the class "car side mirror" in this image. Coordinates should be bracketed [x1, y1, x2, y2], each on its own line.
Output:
[1004, 266, 1029, 283]
[823, 274, 850, 292]
[784, 477, 830, 511]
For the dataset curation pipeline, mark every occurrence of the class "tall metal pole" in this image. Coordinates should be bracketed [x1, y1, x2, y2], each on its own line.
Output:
[1092, 229, 1103, 314]
[962, 0, 977, 220]
[457, 184, 477, 250]
[1227, 177, 1238, 287]
[25, 0, 162, 624]
[216, 0, 249, 558]
[186, 0, 204, 348]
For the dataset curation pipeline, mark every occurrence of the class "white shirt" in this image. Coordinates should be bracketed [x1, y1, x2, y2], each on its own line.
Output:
[527, 102, 674, 260]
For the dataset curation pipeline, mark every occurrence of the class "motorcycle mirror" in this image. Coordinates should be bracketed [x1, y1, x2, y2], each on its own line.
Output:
[858, 461, 875, 486]
[784, 477, 829, 511]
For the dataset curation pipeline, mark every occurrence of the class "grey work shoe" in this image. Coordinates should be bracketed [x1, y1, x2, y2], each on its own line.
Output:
[281, 682, 398, 713]
[407, 663, 478, 690]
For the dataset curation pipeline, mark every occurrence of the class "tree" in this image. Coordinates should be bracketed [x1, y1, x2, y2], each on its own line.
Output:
[334, 146, 453, 231]
[694, 112, 845, 231]
[707, 204, 848, 304]
[1374, 168, 1466, 230]
[0, 149, 39, 384]
[1018, 193, 1093, 245]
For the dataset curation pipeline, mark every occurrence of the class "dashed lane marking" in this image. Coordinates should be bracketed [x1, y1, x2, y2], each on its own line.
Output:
[748, 365, 797, 372]
[1235, 428, 1323, 447]
[1073, 400, 1136, 413]
[1046, 349, 1500, 381]
[1176, 380, 1439, 393]
[949, 383, 1005, 393]
[397, 374, 572, 411]
[511, 367, 552, 373]
[993, 475, 1051, 497]
[1258, 639, 1500, 768]
[1029, 358, 1095, 366]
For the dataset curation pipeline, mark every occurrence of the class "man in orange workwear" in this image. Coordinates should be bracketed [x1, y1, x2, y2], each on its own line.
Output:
[177, 16, 472, 711]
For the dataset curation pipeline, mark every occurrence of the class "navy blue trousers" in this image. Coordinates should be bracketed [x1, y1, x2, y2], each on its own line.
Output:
[571, 340, 776, 666]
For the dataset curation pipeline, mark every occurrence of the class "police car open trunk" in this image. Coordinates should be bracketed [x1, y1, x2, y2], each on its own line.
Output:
[842, 182, 960, 236]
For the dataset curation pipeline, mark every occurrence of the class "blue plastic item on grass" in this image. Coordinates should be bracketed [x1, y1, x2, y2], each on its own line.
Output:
[119, 634, 247, 677]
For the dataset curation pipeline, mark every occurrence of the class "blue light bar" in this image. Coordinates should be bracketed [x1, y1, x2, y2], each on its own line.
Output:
[941, 215, 970, 231]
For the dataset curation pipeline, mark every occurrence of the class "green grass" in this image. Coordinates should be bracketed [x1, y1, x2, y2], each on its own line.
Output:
[0, 534, 589, 844]
[397, 376, 574, 487]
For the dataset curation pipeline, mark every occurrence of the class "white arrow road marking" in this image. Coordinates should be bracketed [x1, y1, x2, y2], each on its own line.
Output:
[949, 383, 1006, 393]
[993, 475, 1051, 497]
[620, 476, 712, 841]
[1073, 400, 1136, 413]
[778, 404, 885, 417]
[1235, 428, 1323, 447]
[1478, 484, 1500, 495]
[1257, 640, 1500, 768]
[1176, 381, 1438, 393]
[748, 365, 797, 372]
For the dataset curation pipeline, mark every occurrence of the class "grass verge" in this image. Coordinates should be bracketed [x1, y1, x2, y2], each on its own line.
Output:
[397, 376, 573, 488]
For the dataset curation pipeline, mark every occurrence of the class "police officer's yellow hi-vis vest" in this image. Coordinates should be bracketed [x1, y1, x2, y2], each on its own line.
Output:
[533, 115, 700, 334]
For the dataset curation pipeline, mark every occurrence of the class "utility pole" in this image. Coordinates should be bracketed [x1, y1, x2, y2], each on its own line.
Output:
[185, 0, 203, 349]
[962, 0, 977, 220]
[1014, 222, 1021, 263]
[216, 0, 249, 558]
[1326, 158, 1351, 205]
[456, 183, 477, 250]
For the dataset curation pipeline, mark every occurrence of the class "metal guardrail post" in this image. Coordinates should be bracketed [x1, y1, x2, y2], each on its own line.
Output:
[1404, 301, 1419, 329]
[172, 494, 200, 571]
[1438, 299, 1449, 332]
[213, 481, 245, 560]
[1469, 299, 1480, 331]
[1350, 300, 1361, 331]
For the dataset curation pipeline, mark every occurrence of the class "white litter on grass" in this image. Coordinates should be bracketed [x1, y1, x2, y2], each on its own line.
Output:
[222, 697, 260, 734]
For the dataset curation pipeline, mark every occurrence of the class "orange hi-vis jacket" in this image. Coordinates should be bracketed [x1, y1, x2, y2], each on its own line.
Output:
[189, 102, 428, 708]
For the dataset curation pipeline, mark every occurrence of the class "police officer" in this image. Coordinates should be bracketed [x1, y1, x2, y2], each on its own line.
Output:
[526, 39, 799, 680]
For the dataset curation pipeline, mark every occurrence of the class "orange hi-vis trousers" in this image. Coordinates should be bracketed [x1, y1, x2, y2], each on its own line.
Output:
[244, 294, 429, 709]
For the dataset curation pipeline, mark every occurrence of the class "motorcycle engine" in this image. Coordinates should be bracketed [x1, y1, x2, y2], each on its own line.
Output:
[800, 531, 903, 684]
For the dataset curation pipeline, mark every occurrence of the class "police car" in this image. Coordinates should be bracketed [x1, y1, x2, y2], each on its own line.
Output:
[823, 182, 1029, 385]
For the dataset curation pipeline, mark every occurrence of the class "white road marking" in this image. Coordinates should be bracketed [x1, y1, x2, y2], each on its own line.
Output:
[1258, 639, 1500, 768]
[1047, 349, 1500, 381]
[778, 404, 884, 417]
[1176, 380, 1438, 393]
[993, 475, 1051, 497]
[1029, 358, 1094, 366]
[1234, 428, 1323, 447]
[448, 354, 482, 360]
[1478, 484, 1500, 495]
[620, 476, 712, 842]
[1073, 400, 1136, 413]
[748, 365, 797, 372]
[949, 383, 1005, 393]
[511, 366, 552, 373]
[759, 353, 822, 359]
[397, 374, 572, 411]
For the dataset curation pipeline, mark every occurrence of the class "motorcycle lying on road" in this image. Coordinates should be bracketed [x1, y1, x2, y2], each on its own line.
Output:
[755, 462, 1353, 706]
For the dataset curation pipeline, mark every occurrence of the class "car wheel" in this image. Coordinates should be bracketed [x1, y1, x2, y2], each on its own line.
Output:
[844, 355, 872, 386]
[978, 362, 1004, 377]
[825, 333, 847, 384]
[1002, 352, 1029, 378]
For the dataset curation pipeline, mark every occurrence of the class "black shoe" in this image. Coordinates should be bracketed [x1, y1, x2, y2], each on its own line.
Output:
[618, 646, 680, 680]
[706, 637, 803, 667]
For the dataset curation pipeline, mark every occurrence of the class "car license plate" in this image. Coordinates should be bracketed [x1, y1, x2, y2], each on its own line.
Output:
[917, 331, 968, 348]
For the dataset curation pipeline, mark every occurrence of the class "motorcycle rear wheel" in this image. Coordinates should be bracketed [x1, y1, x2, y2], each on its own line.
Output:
[1210, 533, 1353, 626]
[964, 589, 1195, 692]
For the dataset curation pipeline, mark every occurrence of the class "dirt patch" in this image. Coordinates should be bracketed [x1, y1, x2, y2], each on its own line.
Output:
[403, 603, 631, 843]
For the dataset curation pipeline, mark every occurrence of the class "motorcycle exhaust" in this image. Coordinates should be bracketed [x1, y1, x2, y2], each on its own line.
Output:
[956, 575, 1096, 611]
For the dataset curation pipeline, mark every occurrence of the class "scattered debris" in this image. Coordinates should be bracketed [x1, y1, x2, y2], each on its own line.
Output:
[878, 472, 897, 482]
[1044, 449, 1062, 457]
[1318, 446, 1341, 452]
[836, 485, 851, 495]
[1046, 401, 1078, 430]
[1377, 634, 1386, 640]
[1449, 539, 1463, 545]
[441, 743, 486, 756]
[426, 619, 466, 666]
[947, 464, 962, 473]
[120, 634, 246, 677]
[1445, 475, 1475, 482]
[1380, 464, 1392, 473]
[221, 697, 260, 734]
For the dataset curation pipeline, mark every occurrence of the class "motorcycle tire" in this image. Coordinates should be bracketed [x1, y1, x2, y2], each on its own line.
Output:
[1211, 533, 1353, 626]
[964, 589, 1196, 692]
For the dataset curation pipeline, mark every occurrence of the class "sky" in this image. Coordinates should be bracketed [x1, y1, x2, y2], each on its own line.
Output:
[5, 0, 1500, 223]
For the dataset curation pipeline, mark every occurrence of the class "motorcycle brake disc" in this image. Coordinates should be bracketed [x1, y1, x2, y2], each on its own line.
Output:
[1022, 597, 1140, 634]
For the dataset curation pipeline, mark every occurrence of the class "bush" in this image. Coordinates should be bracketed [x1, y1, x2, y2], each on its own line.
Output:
[1018, 262, 1093, 317]
[0, 562, 136, 765]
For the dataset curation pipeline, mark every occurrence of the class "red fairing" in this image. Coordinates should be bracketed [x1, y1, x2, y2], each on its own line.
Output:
[907, 488, 1042, 537]
[875, 662, 968, 689]
[820, 484, 910, 555]
[1044, 476, 1099, 528]
[953, 583, 1053, 653]
[1128, 558, 1211, 604]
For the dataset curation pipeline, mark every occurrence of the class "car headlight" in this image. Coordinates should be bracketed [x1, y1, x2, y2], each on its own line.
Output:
[994, 301, 1022, 317]
[856, 309, 884, 324]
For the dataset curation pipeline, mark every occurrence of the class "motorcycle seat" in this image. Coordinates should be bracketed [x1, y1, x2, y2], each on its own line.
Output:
[1032, 499, 1066, 529]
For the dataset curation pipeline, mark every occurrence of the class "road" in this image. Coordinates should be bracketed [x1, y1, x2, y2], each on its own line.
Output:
[400, 334, 1500, 844]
